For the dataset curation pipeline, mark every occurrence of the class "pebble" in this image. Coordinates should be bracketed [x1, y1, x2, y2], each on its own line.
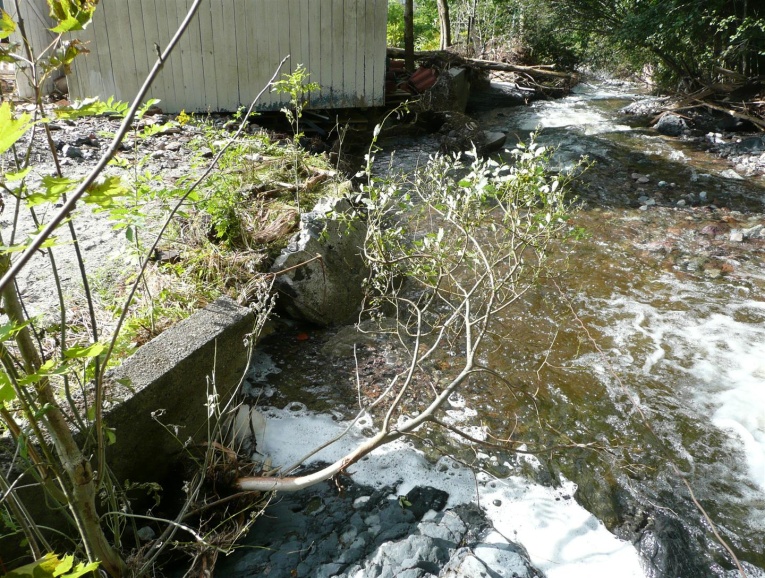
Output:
[699, 191, 708, 202]
[676, 199, 687, 207]
[729, 230, 744, 242]
[637, 176, 650, 184]
[62, 144, 83, 159]
[721, 169, 744, 180]
[658, 180, 668, 187]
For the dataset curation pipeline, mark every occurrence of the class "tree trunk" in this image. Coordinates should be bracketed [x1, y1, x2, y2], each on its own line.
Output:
[466, 0, 478, 56]
[437, 0, 451, 50]
[404, 0, 415, 72]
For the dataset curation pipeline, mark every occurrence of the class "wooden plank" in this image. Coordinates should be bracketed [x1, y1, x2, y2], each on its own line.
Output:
[375, 0, 388, 106]
[272, 0, 293, 108]
[331, 0, 345, 107]
[216, 0, 239, 110]
[233, 0, 249, 108]
[253, 0, 268, 108]
[319, 0, 333, 106]
[173, 0, 195, 112]
[128, 0, 150, 92]
[300, 0, 311, 92]
[288, 0, 302, 74]
[307, 0, 322, 101]
[241, 0, 256, 107]
[364, 0, 377, 106]
[157, 0, 178, 111]
[277, 0, 291, 81]
[90, 0, 117, 98]
[110, 0, 140, 101]
[140, 0, 165, 105]
[190, 0, 209, 112]
[198, 0, 218, 111]
[343, 0, 357, 107]
[209, 0, 226, 110]
[163, 0, 185, 112]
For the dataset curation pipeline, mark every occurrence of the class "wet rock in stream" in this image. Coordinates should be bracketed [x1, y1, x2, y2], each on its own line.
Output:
[216, 479, 541, 578]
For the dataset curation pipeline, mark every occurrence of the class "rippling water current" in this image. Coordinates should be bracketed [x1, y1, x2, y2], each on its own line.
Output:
[245, 82, 765, 577]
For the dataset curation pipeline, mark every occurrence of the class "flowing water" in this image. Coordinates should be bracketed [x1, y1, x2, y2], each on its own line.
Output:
[241, 82, 765, 577]
[472, 81, 765, 576]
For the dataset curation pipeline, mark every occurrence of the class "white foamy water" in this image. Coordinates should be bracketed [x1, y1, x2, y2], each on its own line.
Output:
[253, 405, 646, 578]
[589, 275, 765, 493]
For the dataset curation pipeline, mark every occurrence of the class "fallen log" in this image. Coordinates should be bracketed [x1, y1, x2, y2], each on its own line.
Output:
[386, 47, 576, 83]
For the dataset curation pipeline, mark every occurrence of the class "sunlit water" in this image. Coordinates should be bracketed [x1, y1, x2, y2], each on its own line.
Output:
[241, 81, 765, 577]
[480, 81, 765, 576]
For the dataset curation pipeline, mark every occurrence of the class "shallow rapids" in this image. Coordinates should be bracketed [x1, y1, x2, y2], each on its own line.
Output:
[238, 80, 765, 577]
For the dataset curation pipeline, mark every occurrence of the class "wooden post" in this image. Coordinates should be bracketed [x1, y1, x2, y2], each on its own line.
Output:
[404, 0, 415, 72]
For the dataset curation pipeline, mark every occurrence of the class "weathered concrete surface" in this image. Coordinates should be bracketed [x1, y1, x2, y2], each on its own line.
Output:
[0, 297, 255, 560]
[104, 296, 254, 483]
[426, 67, 472, 113]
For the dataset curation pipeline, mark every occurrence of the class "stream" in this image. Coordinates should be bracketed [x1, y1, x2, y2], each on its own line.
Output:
[221, 82, 765, 578]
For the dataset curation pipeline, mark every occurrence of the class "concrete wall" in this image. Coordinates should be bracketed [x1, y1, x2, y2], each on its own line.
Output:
[104, 296, 255, 484]
[0, 296, 255, 558]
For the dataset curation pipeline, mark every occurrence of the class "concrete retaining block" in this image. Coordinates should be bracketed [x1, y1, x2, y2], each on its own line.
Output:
[104, 296, 255, 484]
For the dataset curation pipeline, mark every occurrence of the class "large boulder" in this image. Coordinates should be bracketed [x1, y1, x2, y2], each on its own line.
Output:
[272, 197, 368, 326]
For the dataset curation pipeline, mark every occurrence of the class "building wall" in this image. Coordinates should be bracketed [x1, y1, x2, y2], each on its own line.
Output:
[8, 0, 57, 98]
[63, 0, 388, 112]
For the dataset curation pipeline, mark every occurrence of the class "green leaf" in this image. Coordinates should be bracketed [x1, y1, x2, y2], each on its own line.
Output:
[47, 0, 98, 32]
[3, 553, 60, 577]
[0, 9, 16, 40]
[25, 176, 79, 207]
[55, 96, 129, 120]
[18, 359, 70, 386]
[0, 370, 16, 405]
[84, 176, 126, 207]
[63, 342, 105, 359]
[3, 167, 32, 183]
[0, 102, 32, 155]
[0, 236, 59, 255]
[52, 555, 74, 577]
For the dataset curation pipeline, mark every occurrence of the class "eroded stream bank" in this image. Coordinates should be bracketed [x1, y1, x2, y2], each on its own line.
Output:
[225, 81, 765, 578]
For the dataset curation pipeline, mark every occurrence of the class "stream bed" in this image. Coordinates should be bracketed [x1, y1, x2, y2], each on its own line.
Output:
[221, 82, 765, 578]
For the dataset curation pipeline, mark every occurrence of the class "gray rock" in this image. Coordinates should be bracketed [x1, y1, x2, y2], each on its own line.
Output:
[655, 114, 688, 136]
[730, 230, 744, 242]
[733, 135, 765, 154]
[743, 224, 763, 239]
[272, 197, 369, 326]
[62, 144, 83, 159]
[676, 199, 687, 207]
[483, 131, 507, 153]
[720, 169, 744, 180]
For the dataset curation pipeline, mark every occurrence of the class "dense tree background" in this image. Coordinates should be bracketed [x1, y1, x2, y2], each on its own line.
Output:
[388, 0, 765, 91]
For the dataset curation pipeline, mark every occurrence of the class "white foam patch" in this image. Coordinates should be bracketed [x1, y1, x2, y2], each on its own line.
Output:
[591, 277, 765, 492]
[254, 405, 646, 578]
